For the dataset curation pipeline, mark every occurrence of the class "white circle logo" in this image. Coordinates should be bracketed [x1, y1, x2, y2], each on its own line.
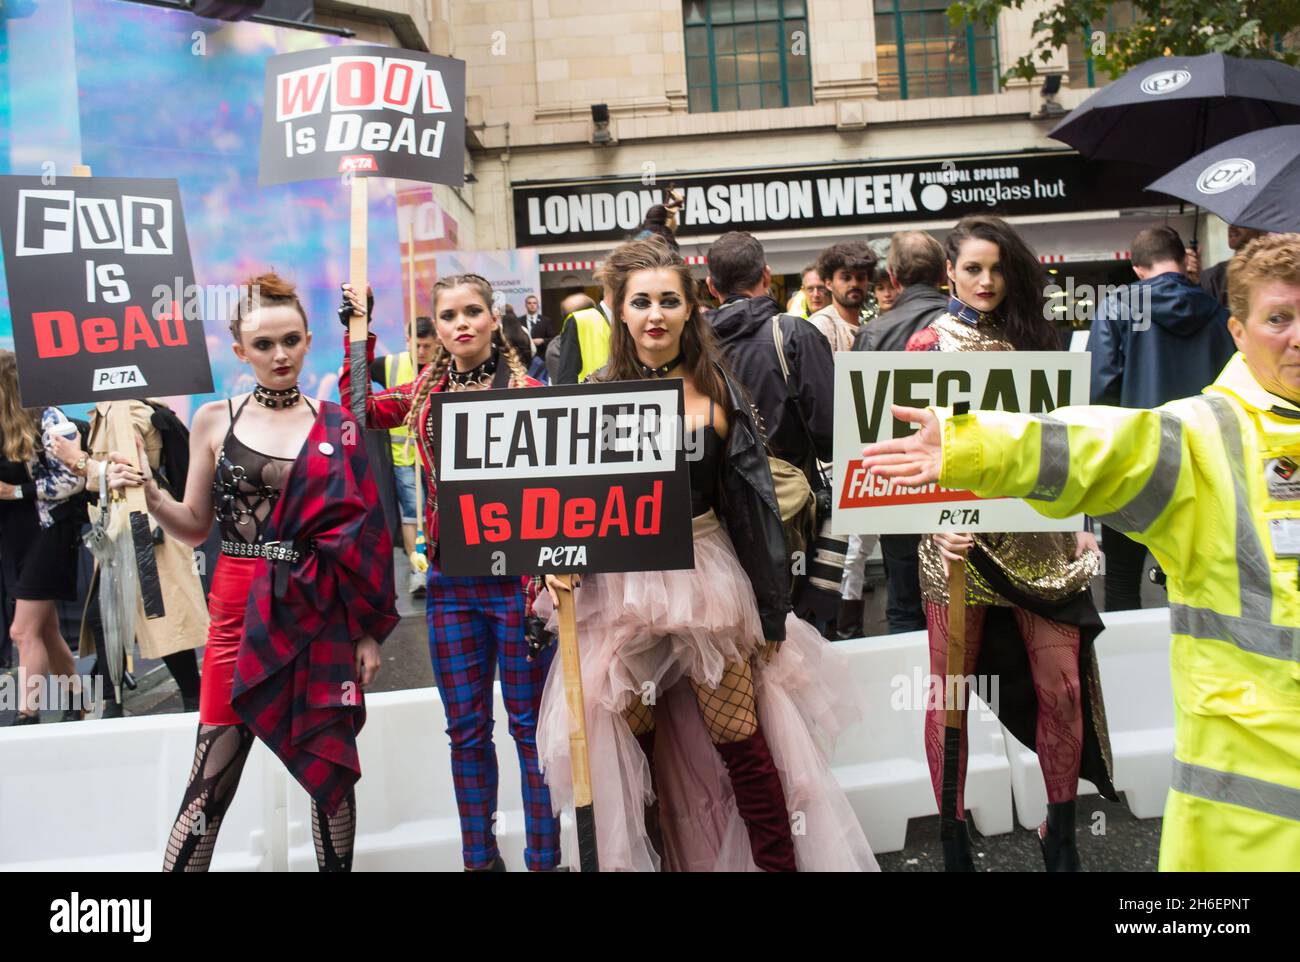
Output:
[920, 184, 949, 211]
[1196, 158, 1256, 194]
[1140, 69, 1192, 95]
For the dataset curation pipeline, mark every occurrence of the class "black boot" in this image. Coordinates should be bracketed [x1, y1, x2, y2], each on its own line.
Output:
[941, 820, 976, 872]
[9, 711, 40, 726]
[834, 598, 865, 640]
[1039, 800, 1081, 872]
[101, 700, 125, 719]
[464, 855, 506, 872]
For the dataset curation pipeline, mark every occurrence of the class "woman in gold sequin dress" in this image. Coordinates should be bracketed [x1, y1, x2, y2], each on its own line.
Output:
[905, 215, 1116, 873]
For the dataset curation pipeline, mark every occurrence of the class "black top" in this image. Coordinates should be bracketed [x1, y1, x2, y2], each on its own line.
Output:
[212, 395, 316, 545]
[688, 396, 722, 517]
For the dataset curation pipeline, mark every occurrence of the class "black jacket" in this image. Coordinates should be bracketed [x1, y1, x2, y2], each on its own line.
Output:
[853, 284, 948, 352]
[715, 364, 793, 642]
[1090, 271, 1233, 408]
[709, 295, 834, 470]
[1199, 259, 1229, 308]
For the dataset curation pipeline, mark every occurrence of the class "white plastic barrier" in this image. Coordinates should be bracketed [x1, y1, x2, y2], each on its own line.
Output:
[830, 634, 1013, 853]
[0, 615, 1171, 871]
[0, 711, 279, 872]
[1000, 607, 1174, 829]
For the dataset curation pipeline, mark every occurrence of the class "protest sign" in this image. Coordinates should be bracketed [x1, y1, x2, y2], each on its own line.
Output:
[428, 380, 694, 576]
[0, 175, 213, 407]
[832, 351, 1090, 534]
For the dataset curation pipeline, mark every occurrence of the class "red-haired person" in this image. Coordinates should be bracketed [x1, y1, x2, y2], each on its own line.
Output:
[538, 239, 877, 872]
[108, 273, 397, 871]
[339, 275, 562, 872]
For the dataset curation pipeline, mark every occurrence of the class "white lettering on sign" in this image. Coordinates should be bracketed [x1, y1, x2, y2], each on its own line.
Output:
[275, 56, 451, 121]
[16, 192, 173, 257]
[93, 365, 147, 390]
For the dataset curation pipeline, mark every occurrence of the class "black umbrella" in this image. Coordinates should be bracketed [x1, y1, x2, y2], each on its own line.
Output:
[1050, 53, 1300, 246]
[1051, 53, 1300, 168]
[1148, 125, 1300, 234]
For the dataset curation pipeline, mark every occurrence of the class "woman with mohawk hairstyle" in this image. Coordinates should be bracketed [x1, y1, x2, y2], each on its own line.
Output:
[339, 274, 563, 872]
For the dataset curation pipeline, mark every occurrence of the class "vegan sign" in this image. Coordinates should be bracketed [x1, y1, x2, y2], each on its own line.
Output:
[428, 381, 694, 576]
[832, 352, 1089, 535]
[0, 176, 213, 407]
[259, 45, 466, 186]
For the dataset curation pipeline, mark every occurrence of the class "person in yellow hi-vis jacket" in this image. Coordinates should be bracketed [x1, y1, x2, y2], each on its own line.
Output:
[861, 232, 1300, 871]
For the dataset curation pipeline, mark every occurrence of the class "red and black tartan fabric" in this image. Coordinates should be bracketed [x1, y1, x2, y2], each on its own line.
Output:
[230, 400, 400, 815]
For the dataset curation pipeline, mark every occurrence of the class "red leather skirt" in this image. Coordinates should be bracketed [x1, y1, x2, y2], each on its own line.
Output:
[199, 555, 259, 726]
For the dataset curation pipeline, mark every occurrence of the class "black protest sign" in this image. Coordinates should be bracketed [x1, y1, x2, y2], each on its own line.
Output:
[259, 45, 466, 187]
[429, 380, 695, 576]
[0, 176, 213, 408]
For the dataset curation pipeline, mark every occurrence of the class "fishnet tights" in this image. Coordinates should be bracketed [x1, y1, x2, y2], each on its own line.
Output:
[162, 724, 359, 872]
[163, 724, 255, 872]
[313, 790, 356, 872]
[622, 661, 759, 744]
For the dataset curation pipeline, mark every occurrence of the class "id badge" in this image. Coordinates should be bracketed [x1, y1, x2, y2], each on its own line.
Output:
[1265, 456, 1300, 501]
[1268, 517, 1300, 558]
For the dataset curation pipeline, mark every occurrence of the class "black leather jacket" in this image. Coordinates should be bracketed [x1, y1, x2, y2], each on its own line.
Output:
[714, 364, 792, 642]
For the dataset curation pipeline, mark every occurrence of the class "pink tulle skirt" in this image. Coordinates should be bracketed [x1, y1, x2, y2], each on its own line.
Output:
[534, 511, 879, 872]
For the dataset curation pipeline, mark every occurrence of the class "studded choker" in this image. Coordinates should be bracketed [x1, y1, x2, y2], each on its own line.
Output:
[635, 352, 685, 378]
[253, 384, 300, 409]
[447, 350, 498, 391]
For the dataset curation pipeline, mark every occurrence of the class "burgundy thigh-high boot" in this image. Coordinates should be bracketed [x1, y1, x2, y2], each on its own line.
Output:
[635, 730, 666, 862]
[715, 728, 797, 872]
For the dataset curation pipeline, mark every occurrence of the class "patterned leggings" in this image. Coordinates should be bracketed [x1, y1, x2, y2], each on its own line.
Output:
[923, 601, 1083, 819]
[426, 572, 561, 871]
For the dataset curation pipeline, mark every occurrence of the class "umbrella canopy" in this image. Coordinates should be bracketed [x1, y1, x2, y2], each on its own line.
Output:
[1050, 53, 1300, 169]
[1148, 125, 1300, 234]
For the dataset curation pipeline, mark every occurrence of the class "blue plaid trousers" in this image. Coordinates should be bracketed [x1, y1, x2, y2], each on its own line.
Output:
[426, 570, 561, 870]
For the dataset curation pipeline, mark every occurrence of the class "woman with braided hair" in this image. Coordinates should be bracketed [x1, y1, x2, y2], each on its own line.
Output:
[535, 239, 877, 871]
[339, 274, 562, 872]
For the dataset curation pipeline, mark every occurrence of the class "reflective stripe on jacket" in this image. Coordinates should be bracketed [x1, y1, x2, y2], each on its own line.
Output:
[937, 352, 1300, 871]
[384, 352, 417, 466]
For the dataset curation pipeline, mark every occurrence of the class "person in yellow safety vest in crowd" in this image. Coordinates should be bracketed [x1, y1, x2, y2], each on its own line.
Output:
[553, 291, 612, 384]
[860, 233, 1300, 871]
[785, 264, 830, 319]
[372, 315, 438, 596]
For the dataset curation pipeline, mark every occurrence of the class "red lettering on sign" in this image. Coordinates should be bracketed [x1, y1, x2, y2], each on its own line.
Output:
[522, 487, 560, 539]
[83, 316, 117, 353]
[278, 68, 329, 119]
[335, 60, 376, 108]
[459, 493, 480, 544]
[33, 311, 79, 357]
[563, 497, 597, 538]
[338, 155, 378, 173]
[482, 502, 510, 542]
[634, 480, 662, 535]
[158, 303, 187, 346]
[838, 461, 980, 508]
[122, 306, 161, 350]
[597, 486, 628, 537]
[382, 63, 416, 108]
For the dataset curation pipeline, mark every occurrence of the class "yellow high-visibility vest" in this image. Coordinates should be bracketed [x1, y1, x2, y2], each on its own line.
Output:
[567, 307, 610, 383]
[384, 352, 417, 466]
[938, 353, 1300, 870]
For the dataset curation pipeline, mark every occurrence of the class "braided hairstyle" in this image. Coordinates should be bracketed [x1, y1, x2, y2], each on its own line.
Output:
[403, 273, 530, 431]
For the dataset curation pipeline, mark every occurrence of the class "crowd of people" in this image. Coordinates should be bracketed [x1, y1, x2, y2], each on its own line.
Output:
[1, 206, 1295, 874]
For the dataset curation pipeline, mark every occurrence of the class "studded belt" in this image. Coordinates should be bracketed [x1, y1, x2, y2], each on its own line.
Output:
[220, 539, 306, 563]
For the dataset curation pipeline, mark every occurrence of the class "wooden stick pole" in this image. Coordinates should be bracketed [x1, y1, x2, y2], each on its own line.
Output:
[555, 573, 599, 872]
[404, 221, 423, 544]
[940, 558, 968, 837]
[347, 176, 369, 426]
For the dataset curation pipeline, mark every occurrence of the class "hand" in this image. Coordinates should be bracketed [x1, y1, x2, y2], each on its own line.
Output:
[860, 405, 943, 486]
[544, 572, 581, 607]
[49, 432, 85, 470]
[524, 615, 555, 662]
[409, 550, 428, 574]
[1184, 249, 1201, 283]
[354, 637, 381, 690]
[933, 531, 974, 578]
[758, 640, 783, 663]
[0, 481, 17, 499]
[1074, 531, 1100, 560]
[338, 283, 374, 327]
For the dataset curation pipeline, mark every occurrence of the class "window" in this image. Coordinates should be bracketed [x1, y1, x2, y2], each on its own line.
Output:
[684, 0, 813, 113]
[1066, 2, 1136, 88]
[874, 0, 1000, 101]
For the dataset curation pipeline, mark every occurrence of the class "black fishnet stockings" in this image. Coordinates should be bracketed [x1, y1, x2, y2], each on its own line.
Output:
[163, 724, 255, 872]
[313, 790, 356, 872]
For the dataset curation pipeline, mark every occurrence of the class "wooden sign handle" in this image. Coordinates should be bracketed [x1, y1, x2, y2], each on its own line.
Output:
[944, 559, 967, 729]
[555, 573, 599, 871]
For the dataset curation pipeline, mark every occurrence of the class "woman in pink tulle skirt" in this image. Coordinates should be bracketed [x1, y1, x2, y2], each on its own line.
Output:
[536, 239, 878, 872]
